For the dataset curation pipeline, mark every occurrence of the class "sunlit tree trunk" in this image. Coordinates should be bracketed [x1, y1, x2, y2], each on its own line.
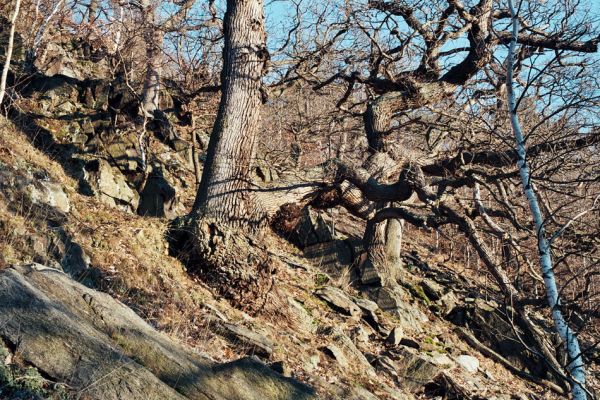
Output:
[112, 5, 124, 54]
[359, 95, 412, 286]
[506, 1, 587, 397]
[192, 0, 267, 225]
[186, 0, 270, 310]
[88, 0, 97, 24]
[0, 0, 21, 106]
[140, 1, 161, 116]
[362, 210, 404, 285]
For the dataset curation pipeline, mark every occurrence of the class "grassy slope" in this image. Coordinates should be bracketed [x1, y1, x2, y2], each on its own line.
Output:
[0, 117, 577, 399]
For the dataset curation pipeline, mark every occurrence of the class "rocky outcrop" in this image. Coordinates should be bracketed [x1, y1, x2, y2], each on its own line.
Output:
[76, 157, 139, 212]
[35, 40, 111, 81]
[0, 264, 317, 400]
[278, 207, 335, 249]
[447, 298, 546, 377]
[315, 286, 361, 319]
[25, 180, 71, 214]
[0, 160, 70, 218]
[137, 165, 177, 218]
[0, 15, 24, 62]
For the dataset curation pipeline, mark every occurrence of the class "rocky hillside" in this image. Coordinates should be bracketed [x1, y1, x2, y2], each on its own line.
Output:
[0, 30, 598, 400]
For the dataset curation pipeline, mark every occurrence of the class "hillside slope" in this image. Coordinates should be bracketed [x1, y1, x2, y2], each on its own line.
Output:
[0, 114, 584, 399]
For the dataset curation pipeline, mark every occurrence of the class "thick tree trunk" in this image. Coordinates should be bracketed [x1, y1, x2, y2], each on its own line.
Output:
[358, 83, 456, 286]
[0, 0, 21, 106]
[361, 208, 404, 286]
[359, 93, 415, 287]
[183, 0, 271, 310]
[192, 0, 268, 226]
[141, 3, 162, 117]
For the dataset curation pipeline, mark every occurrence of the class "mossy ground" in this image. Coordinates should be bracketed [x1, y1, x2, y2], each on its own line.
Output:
[0, 343, 71, 399]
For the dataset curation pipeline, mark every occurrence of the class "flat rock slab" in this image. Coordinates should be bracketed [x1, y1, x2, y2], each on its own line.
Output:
[0, 264, 317, 400]
[320, 327, 376, 378]
[209, 320, 274, 358]
[314, 286, 361, 318]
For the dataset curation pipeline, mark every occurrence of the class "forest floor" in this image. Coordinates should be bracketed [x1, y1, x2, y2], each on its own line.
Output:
[2, 116, 595, 399]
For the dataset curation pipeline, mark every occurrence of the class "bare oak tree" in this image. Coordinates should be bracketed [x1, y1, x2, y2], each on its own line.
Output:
[269, 0, 599, 390]
[183, 0, 272, 308]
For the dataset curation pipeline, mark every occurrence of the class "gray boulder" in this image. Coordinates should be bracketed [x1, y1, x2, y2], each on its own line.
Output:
[209, 319, 275, 359]
[36, 42, 110, 81]
[25, 181, 70, 214]
[455, 354, 479, 374]
[0, 264, 317, 400]
[77, 158, 139, 212]
[315, 286, 361, 319]
[0, 162, 70, 218]
[292, 207, 335, 249]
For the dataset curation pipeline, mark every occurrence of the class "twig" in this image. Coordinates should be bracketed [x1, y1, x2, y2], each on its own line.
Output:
[456, 327, 565, 395]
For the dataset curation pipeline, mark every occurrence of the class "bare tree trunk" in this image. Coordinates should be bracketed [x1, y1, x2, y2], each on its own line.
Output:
[189, 115, 201, 187]
[192, 0, 267, 225]
[32, 0, 63, 59]
[112, 5, 124, 54]
[506, 1, 587, 397]
[183, 0, 270, 310]
[141, 2, 162, 117]
[88, 0, 97, 24]
[358, 83, 456, 286]
[359, 94, 411, 286]
[0, 0, 21, 106]
[385, 217, 403, 270]
[361, 210, 404, 286]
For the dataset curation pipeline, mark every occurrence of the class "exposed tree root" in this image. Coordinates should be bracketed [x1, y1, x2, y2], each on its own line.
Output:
[168, 216, 276, 314]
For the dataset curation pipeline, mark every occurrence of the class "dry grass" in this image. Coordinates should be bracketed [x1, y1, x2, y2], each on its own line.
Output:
[2, 117, 589, 398]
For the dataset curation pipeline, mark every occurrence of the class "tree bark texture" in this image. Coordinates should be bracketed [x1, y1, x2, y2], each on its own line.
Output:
[0, 0, 21, 106]
[361, 208, 404, 286]
[358, 92, 420, 287]
[192, 0, 268, 227]
[183, 0, 271, 311]
[506, 1, 587, 397]
[141, 2, 162, 116]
